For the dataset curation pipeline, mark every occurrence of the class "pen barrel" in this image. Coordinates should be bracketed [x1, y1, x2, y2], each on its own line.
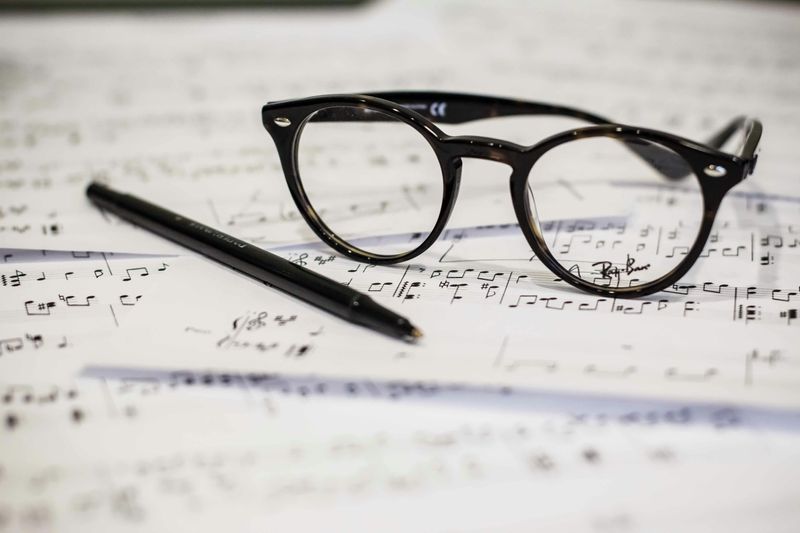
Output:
[86, 182, 408, 336]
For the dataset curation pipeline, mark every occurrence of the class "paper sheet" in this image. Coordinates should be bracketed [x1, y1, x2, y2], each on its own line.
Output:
[3, 0, 800, 530]
[1, 0, 798, 253]
[2, 374, 799, 533]
[0, 248, 177, 380]
[5, 245, 797, 530]
[97, 214, 800, 409]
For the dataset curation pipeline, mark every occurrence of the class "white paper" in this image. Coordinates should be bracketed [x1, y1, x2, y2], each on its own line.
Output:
[3, 0, 800, 531]
[2, 374, 799, 533]
[98, 209, 800, 408]
[2, 0, 798, 253]
[0, 248, 179, 380]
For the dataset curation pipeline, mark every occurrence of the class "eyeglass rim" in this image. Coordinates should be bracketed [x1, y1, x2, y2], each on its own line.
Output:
[261, 92, 761, 297]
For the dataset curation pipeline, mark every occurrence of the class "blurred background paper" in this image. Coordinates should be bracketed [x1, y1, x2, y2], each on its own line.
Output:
[1, 0, 798, 253]
[0, 0, 373, 8]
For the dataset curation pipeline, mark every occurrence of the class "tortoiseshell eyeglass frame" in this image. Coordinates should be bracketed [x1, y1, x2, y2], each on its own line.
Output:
[261, 91, 762, 298]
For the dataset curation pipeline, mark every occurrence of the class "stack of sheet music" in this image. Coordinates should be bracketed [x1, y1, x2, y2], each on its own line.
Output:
[1, 0, 799, 530]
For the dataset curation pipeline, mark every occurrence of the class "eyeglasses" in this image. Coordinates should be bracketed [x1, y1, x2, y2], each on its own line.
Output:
[261, 92, 762, 297]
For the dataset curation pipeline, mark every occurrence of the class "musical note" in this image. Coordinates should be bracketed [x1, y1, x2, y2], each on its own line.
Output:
[121, 267, 149, 282]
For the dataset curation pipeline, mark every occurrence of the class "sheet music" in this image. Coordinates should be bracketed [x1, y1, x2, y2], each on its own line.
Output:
[0, 2, 454, 253]
[1, 0, 798, 254]
[98, 214, 800, 409]
[2, 373, 799, 532]
[0, 249, 175, 380]
[2, 0, 800, 530]
[6, 248, 798, 531]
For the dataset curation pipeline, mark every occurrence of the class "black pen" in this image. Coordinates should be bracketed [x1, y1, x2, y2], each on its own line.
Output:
[86, 182, 423, 342]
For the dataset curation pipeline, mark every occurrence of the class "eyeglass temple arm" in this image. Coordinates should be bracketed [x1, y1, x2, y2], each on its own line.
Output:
[369, 93, 764, 179]
[706, 116, 762, 172]
[624, 116, 761, 179]
[365, 92, 693, 180]
[366, 91, 613, 126]
[307, 93, 760, 181]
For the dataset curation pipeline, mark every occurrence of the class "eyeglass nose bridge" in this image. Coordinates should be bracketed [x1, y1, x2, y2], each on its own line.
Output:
[440, 135, 527, 168]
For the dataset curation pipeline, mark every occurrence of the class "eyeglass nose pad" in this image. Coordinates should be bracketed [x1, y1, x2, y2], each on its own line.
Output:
[445, 156, 463, 201]
[436, 157, 462, 229]
[513, 169, 546, 245]
[449, 157, 463, 185]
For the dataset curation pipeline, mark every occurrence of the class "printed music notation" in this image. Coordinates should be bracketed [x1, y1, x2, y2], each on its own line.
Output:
[97, 224, 799, 410]
[8, 371, 790, 435]
[0, 333, 69, 356]
[1, 374, 799, 532]
[1, 0, 800, 531]
[0, 0, 796, 257]
[0, 251, 173, 380]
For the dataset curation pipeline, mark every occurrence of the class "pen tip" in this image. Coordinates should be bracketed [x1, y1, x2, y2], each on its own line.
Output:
[408, 327, 424, 341]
